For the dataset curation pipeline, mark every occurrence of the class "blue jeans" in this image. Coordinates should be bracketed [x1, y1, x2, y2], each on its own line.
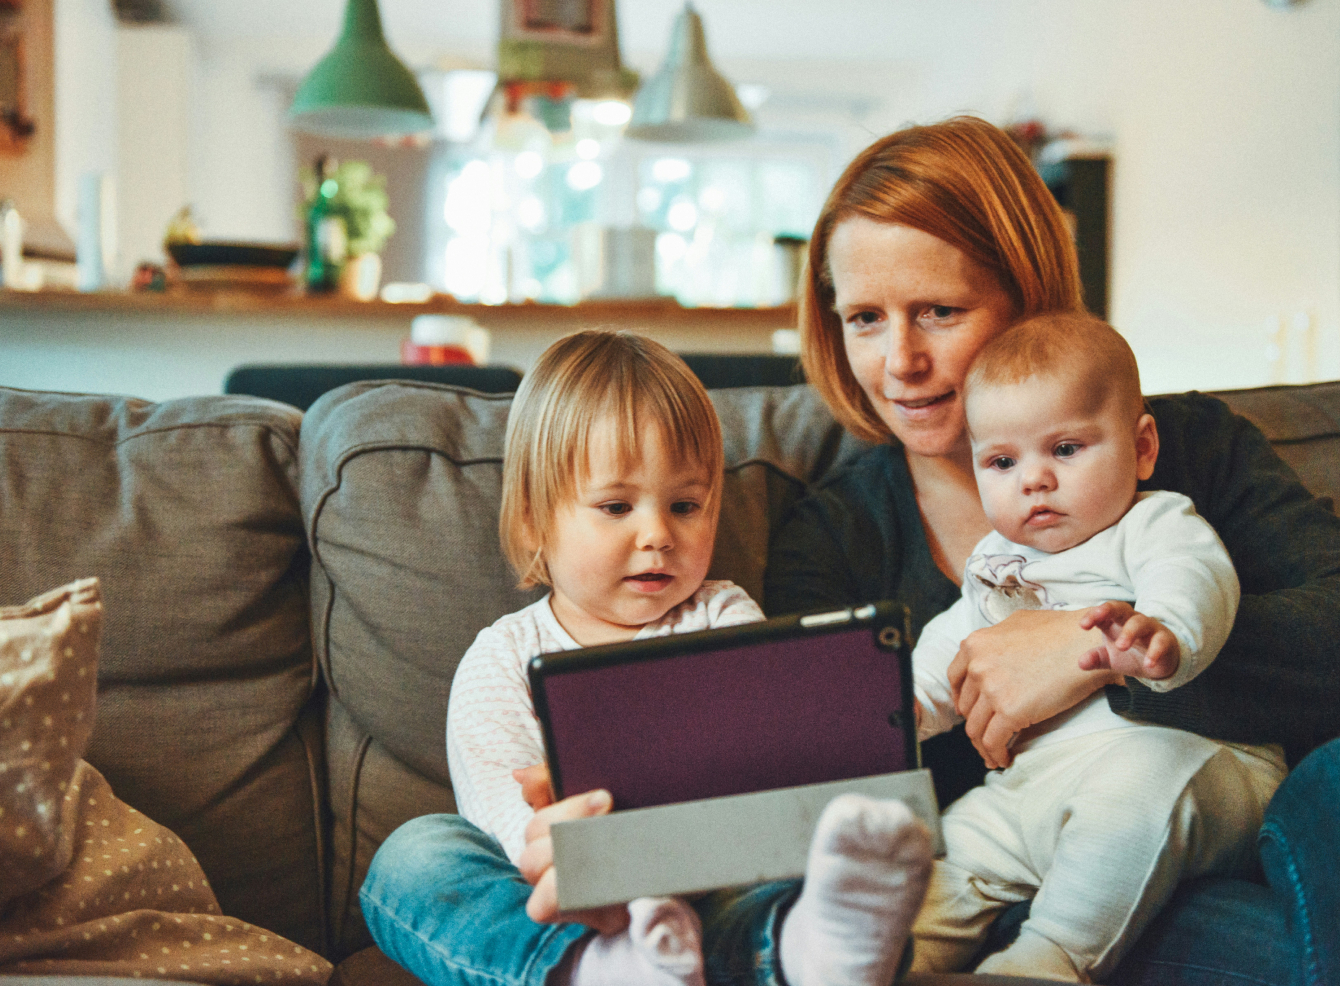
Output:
[360, 814, 800, 986]
[362, 738, 1340, 986]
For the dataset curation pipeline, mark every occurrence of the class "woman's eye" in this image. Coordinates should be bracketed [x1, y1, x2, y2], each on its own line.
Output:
[844, 310, 882, 331]
[990, 456, 1015, 471]
[927, 305, 956, 320]
[1054, 443, 1080, 458]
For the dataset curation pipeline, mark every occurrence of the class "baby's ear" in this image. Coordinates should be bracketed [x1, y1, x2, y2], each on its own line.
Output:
[1134, 413, 1160, 481]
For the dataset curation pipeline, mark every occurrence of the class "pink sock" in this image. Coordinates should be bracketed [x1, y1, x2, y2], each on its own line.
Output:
[779, 794, 933, 986]
[568, 896, 705, 986]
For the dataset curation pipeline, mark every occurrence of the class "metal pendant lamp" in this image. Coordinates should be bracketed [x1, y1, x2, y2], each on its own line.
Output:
[289, 0, 434, 139]
[625, 2, 752, 142]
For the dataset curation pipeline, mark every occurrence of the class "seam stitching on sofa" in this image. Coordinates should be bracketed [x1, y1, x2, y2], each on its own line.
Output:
[335, 730, 374, 955]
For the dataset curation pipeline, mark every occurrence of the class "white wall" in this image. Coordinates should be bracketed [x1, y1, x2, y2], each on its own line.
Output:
[148, 0, 1340, 393]
[52, 0, 118, 254]
[116, 25, 193, 277]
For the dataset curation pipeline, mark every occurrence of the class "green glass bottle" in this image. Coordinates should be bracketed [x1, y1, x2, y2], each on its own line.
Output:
[305, 155, 348, 293]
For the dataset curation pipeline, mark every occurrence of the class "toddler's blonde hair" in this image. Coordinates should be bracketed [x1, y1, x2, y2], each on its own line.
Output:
[500, 330, 724, 589]
[965, 312, 1145, 428]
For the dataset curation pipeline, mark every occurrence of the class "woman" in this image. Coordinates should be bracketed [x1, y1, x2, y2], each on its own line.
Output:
[365, 117, 1340, 985]
[753, 115, 1340, 983]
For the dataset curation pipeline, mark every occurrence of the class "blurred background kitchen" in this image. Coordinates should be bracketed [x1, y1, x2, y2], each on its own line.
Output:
[0, 0, 1337, 402]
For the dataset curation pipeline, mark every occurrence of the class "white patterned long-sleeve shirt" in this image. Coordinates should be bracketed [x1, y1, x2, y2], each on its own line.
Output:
[446, 580, 764, 864]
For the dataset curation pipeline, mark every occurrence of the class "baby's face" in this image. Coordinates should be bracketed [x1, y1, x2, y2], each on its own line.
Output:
[967, 372, 1156, 553]
[544, 419, 718, 646]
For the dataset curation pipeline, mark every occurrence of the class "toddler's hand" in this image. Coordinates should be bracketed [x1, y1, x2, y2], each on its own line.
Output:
[1078, 601, 1180, 680]
[516, 785, 629, 935]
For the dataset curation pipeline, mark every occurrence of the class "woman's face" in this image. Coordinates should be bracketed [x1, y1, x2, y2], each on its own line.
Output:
[828, 217, 1017, 460]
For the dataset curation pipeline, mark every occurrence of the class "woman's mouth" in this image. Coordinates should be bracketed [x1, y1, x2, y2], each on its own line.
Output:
[892, 392, 953, 413]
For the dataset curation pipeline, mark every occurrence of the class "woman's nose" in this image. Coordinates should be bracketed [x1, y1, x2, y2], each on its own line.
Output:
[884, 323, 929, 381]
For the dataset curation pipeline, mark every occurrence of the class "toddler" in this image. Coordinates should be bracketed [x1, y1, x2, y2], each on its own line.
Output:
[447, 330, 933, 986]
[909, 312, 1287, 981]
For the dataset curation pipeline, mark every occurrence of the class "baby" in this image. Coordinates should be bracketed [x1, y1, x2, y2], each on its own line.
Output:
[447, 330, 932, 986]
[909, 313, 1288, 981]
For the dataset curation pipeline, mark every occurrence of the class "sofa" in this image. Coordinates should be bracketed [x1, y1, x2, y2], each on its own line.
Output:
[0, 375, 1336, 985]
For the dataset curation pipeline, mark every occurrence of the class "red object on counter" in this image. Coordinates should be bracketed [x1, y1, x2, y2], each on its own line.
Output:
[401, 340, 476, 365]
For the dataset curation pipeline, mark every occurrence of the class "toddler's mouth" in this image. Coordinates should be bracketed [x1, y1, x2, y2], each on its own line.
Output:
[626, 572, 672, 584]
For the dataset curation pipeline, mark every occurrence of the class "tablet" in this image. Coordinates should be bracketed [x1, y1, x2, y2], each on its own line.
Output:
[528, 600, 918, 810]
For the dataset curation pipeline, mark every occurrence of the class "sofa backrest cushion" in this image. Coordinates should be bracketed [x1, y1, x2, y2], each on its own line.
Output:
[0, 387, 325, 954]
[299, 379, 862, 954]
[1211, 381, 1340, 510]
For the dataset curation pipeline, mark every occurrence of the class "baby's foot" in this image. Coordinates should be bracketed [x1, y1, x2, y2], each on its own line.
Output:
[780, 794, 933, 986]
[570, 896, 705, 986]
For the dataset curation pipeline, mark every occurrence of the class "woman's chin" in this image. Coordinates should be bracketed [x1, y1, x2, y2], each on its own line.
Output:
[885, 419, 970, 461]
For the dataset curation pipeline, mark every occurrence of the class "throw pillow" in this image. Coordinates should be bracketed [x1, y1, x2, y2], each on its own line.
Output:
[0, 578, 332, 984]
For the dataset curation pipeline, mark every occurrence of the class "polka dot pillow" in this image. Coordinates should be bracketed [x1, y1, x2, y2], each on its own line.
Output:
[0, 577, 101, 906]
[0, 579, 331, 984]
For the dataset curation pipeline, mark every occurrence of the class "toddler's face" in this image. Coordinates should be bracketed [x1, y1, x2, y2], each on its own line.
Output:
[967, 373, 1157, 553]
[544, 418, 717, 646]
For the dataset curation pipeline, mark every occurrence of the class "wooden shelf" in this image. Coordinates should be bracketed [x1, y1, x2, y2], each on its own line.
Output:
[0, 287, 798, 330]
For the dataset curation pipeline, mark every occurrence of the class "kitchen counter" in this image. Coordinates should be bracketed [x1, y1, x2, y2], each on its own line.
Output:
[0, 289, 798, 401]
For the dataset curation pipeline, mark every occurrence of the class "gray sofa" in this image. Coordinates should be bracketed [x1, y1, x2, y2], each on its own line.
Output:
[1, 376, 1336, 984]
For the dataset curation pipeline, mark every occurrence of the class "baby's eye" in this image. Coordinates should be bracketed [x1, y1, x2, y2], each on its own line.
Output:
[600, 502, 632, 516]
[671, 500, 700, 516]
[1054, 443, 1081, 458]
[989, 456, 1016, 471]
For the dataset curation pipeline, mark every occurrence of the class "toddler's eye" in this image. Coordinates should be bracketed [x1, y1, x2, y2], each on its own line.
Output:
[600, 502, 631, 516]
[671, 500, 700, 515]
[1054, 443, 1080, 458]
[989, 456, 1015, 471]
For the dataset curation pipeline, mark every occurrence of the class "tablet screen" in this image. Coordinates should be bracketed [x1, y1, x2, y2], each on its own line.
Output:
[530, 604, 915, 809]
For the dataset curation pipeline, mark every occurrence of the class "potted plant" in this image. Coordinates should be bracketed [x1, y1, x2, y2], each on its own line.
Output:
[298, 158, 396, 300]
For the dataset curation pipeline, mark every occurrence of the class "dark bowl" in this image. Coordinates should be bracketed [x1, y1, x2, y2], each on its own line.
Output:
[167, 241, 300, 269]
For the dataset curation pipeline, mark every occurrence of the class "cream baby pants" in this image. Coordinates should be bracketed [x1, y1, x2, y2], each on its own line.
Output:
[909, 725, 1285, 982]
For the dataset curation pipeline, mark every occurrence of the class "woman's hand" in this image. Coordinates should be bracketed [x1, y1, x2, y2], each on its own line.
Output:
[511, 765, 629, 934]
[947, 609, 1123, 769]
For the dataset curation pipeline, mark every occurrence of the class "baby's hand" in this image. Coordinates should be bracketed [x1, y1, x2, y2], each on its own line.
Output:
[1078, 601, 1180, 679]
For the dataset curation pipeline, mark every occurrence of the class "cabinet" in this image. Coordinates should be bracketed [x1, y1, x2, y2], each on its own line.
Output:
[1040, 155, 1110, 318]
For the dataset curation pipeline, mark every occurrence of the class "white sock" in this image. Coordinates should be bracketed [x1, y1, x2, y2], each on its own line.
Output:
[779, 794, 933, 986]
[569, 896, 706, 986]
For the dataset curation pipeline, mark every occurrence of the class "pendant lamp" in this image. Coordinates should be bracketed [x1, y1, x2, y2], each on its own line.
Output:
[289, 0, 434, 139]
[625, 2, 752, 143]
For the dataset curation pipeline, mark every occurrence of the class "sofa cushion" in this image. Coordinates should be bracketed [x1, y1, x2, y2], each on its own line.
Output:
[1210, 381, 1340, 510]
[300, 380, 861, 954]
[0, 388, 325, 954]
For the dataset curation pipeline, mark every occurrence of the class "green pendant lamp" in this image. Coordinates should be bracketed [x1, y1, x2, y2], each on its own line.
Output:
[625, 2, 752, 143]
[289, 0, 433, 139]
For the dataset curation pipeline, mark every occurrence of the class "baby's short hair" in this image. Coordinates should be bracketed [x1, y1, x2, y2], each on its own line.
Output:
[499, 330, 724, 589]
[965, 312, 1145, 424]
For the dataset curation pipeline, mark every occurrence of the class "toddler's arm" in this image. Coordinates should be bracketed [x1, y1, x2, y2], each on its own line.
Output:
[1078, 601, 1180, 679]
[446, 624, 548, 863]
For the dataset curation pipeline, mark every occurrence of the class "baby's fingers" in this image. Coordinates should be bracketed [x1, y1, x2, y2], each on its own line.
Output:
[1114, 614, 1157, 652]
[1078, 646, 1112, 671]
[1141, 632, 1181, 680]
[1079, 602, 1115, 631]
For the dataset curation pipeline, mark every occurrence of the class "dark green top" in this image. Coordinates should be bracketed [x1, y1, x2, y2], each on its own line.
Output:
[764, 392, 1340, 804]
